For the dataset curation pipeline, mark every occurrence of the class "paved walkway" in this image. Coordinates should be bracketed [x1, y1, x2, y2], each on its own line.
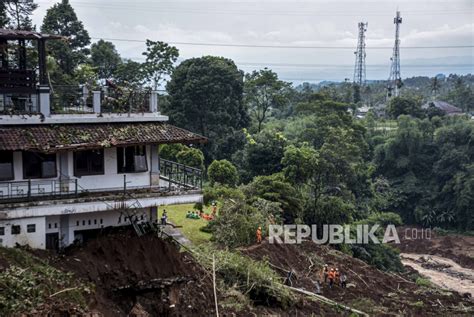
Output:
[162, 222, 191, 246]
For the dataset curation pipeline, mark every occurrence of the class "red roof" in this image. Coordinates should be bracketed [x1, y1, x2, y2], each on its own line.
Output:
[0, 122, 206, 153]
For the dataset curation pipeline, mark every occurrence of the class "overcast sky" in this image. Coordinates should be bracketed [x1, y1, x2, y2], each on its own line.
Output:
[32, 0, 474, 84]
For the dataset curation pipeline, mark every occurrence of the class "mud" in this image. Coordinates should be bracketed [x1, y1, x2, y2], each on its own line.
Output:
[241, 240, 474, 316]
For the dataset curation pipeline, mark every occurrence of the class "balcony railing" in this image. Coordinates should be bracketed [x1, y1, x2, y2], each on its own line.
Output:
[0, 92, 39, 114]
[50, 85, 93, 114]
[159, 158, 203, 190]
[101, 89, 151, 113]
[0, 178, 79, 201]
[0, 160, 202, 203]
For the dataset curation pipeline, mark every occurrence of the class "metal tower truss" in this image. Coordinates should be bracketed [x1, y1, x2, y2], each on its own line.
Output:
[353, 22, 368, 86]
[387, 11, 403, 98]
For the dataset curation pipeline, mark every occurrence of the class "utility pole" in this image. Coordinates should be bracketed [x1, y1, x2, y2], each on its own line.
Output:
[387, 11, 402, 98]
[353, 22, 368, 86]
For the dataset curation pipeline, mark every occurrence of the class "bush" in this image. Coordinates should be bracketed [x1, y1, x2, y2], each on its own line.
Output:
[212, 199, 268, 247]
[176, 147, 204, 169]
[416, 277, 433, 287]
[207, 159, 239, 186]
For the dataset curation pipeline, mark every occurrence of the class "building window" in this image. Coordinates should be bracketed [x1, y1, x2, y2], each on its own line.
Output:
[54, 223, 57, 228]
[11, 225, 20, 235]
[0, 227, 4, 235]
[76, 221, 79, 226]
[27, 224, 36, 233]
[48, 223, 51, 229]
[23, 152, 57, 179]
[0, 150, 14, 181]
[117, 146, 147, 173]
[82, 220, 85, 226]
[100, 219, 103, 224]
[94, 219, 97, 225]
[88, 220, 91, 225]
[74, 150, 104, 176]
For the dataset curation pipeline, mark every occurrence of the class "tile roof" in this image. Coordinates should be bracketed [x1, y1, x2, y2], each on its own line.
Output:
[0, 122, 207, 153]
[422, 100, 463, 115]
[0, 28, 63, 41]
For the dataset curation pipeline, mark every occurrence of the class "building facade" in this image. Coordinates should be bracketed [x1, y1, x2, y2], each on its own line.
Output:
[0, 29, 206, 249]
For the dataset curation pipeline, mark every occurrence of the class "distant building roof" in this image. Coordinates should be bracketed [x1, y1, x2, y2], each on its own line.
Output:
[0, 122, 207, 153]
[0, 28, 63, 41]
[422, 100, 463, 115]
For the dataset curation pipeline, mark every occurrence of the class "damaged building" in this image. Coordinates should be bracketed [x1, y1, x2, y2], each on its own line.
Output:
[0, 29, 206, 249]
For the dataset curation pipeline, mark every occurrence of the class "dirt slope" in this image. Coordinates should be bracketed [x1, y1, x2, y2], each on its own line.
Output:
[38, 230, 217, 316]
[241, 240, 474, 316]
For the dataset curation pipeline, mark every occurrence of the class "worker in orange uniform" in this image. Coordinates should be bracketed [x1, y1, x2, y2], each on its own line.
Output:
[335, 268, 341, 286]
[256, 226, 262, 243]
[328, 268, 336, 288]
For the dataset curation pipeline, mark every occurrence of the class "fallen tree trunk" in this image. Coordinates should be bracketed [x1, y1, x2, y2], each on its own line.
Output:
[285, 286, 369, 317]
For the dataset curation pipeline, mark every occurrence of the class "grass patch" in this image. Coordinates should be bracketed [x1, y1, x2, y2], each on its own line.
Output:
[415, 277, 433, 287]
[162, 204, 212, 245]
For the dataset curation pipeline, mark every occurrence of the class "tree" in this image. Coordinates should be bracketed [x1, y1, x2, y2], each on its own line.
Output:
[41, 0, 91, 75]
[207, 159, 239, 187]
[166, 56, 249, 160]
[176, 147, 204, 170]
[115, 59, 145, 87]
[90, 39, 122, 80]
[5, 0, 37, 30]
[0, 2, 9, 28]
[244, 68, 290, 132]
[142, 40, 179, 90]
[387, 96, 424, 118]
[243, 173, 303, 223]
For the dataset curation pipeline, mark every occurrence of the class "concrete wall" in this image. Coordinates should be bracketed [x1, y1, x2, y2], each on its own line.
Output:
[3, 146, 152, 192]
[0, 217, 46, 248]
[1, 193, 203, 219]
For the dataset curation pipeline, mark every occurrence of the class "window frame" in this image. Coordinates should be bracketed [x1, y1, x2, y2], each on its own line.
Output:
[0, 150, 14, 181]
[0, 227, 4, 236]
[11, 225, 20, 235]
[117, 145, 148, 173]
[73, 149, 105, 177]
[27, 224, 36, 233]
[22, 151, 57, 179]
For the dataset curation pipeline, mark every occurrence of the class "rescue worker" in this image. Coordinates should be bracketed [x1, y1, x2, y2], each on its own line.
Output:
[256, 226, 262, 243]
[320, 264, 329, 284]
[161, 210, 167, 225]
[340, 272, 347, 288]
[335, 268, 341, 286]
[328, 268, 336, 288]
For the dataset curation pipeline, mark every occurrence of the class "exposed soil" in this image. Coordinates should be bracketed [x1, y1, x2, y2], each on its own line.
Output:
[34, 229, 217, 316]
[241, 240, 474, 316]
[395, 227, 474, 269]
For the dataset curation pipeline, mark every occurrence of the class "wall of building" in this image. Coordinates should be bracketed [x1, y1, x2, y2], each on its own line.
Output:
[0, 216, 46, 248]
[71, 146, 152, 191]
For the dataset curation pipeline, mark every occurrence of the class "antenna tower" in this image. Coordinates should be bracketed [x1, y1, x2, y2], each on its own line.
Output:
[353, 22, 368, 86]
[387, 11, 402, 98]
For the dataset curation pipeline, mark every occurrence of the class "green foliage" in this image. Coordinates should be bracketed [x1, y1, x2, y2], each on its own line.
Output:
[90, 39, 122, 80]
[243, 173, 303, 223]
[415, 277, 433, 287]
[41, 0, 91, 75]
[159, 143, 186, 160]
[362, 212, 403, 227]
[142, 39, 179, 89]
[194, 247, 295, 308]
[203, 185, 245, 205]
[5, 0, 37, 30]
[235, 129, 287, 182]
[211, 199, 268, 247]
[166, 56, 249, 161]
[208, 159, 239, 187]
[0, 247, 90, 315]
[387, 97, 424, 118]
[176, 147, 204, 170]
[244, 68, 291, 132]
[115, 59, 146, 87]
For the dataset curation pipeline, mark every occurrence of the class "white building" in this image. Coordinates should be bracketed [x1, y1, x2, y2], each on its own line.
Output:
[0, 29, 205, 249]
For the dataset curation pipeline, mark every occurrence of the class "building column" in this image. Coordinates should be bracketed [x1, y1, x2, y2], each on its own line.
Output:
[59, 215, 70, 248]
[150, 144, 160, 186]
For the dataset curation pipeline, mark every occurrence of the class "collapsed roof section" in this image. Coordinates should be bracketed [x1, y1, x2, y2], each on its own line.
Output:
[0, 122, 207, 153]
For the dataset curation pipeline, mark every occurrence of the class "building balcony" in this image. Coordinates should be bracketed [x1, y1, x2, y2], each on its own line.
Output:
[0, 158, 202, 206]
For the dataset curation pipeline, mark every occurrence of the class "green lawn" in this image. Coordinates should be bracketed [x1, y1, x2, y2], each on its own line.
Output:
[162, 204, 212, 245]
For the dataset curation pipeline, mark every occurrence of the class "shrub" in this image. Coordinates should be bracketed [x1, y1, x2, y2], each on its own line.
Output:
[207, 159, 239, 186]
